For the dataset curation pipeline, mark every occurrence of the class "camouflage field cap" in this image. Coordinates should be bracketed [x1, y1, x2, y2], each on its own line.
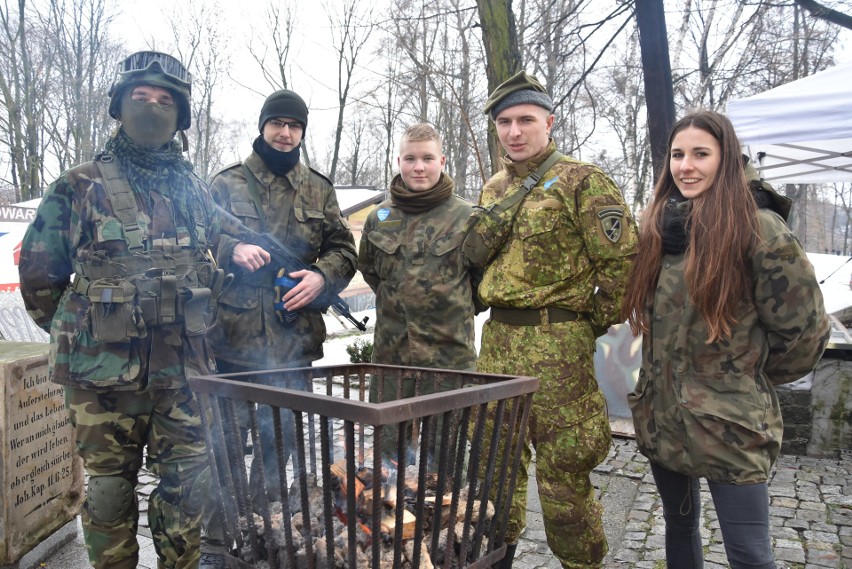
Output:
[483, 70, 553, 119]
[108, 51, 193, 131]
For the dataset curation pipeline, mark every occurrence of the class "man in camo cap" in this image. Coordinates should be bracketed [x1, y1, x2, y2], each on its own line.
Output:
[465, 70, 638, 569]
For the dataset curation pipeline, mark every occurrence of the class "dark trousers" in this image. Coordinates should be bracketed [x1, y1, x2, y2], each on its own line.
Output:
[202, 360, 311, 552]
[650, 461, 776, 569]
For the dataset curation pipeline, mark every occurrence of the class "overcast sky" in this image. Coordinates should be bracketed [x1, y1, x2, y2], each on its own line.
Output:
[113, 0, 390, 163]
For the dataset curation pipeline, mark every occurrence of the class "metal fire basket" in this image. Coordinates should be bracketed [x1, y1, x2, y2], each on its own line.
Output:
[189, 364, 538, 569]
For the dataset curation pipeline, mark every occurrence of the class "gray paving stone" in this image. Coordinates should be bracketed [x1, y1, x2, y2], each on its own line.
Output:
[39, 435, 852, 569]
[776, 546, 807, 563]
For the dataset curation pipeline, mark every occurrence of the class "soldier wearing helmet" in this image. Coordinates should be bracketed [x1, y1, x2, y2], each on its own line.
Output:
[19, 51, 255, 569]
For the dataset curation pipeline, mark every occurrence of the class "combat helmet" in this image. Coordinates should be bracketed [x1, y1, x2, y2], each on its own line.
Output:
[108, 51, 192, 131]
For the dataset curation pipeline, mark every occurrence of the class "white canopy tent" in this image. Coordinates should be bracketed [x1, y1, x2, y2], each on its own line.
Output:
[727, 61, 852, 184]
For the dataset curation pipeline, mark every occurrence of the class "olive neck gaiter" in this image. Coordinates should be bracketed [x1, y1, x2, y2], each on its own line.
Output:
[119, 93, 179, 149]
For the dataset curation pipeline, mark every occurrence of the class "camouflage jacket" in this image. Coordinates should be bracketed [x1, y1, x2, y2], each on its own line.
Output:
[19, 158, 247, 390]
[629, 209, 830, 483]
[477, 141, 637, 330]
[205, 152, 357, 367]
[358, 194, 482, 369]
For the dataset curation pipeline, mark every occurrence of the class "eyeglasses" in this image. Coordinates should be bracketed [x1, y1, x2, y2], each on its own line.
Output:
[267, 119, 304, 132]
[116, 51, 192, 84]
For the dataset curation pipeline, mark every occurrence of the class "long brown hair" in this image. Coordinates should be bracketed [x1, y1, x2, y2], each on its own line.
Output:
[621, 110, 759, 343]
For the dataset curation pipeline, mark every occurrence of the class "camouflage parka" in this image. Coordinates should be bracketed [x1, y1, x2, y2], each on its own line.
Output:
[477, 140, 637, 330]
[358, 192, 482, 369]
[19, 151, 249, 390]
[628, 208, 830, 483]
[205, 151, 357, 367]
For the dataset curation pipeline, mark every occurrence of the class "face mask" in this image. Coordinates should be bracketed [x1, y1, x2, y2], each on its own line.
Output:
[120, 96, 179, 149]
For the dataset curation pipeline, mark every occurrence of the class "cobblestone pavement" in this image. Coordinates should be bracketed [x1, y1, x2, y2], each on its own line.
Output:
[517, 437, 851, 569]
[47, 436, 850, 569]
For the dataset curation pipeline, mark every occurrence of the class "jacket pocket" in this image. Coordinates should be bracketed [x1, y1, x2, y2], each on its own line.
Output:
[231, 199, 260, 220]
[678, 373, 769, 440]
[516, 207, 569, 282]
[432, 230, 464, 256]
[68, 331, 142, 386]
[547, 389, 611, 473]
[432, 231, 465, 285]
[212, 284, 262, 347]
[367, 230, 401, 280]
[627, 367, 657, 455]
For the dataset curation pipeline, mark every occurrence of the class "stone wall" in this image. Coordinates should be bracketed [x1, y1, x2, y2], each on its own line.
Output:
[0, 342, 83, 564]
[775, 353, 852, 459]
[807, 355, 852, 458]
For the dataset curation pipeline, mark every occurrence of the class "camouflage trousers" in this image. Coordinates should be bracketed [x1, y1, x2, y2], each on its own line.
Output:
[368, 366, 472, 466]
[65, 385, 209, 569]
[478, 317, 611, 569]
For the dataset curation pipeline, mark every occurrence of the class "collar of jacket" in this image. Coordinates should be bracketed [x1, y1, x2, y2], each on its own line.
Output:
[501, 138, 558, 178]
[244, 150, 303, 189]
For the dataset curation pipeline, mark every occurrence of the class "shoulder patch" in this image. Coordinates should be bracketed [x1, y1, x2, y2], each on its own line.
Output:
[543, 176, 559, 190]
[597, 206, 625, 243]
[376, 208, 391, 221]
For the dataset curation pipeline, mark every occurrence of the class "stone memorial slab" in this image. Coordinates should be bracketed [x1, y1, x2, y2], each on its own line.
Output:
[0, 342, 83, 565]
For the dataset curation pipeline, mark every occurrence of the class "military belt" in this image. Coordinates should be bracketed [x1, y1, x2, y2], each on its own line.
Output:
[491, 306, 581, 326]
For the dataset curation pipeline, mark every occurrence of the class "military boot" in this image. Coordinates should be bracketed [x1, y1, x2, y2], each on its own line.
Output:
[199, 552, 225, 569]
[495, 542, 517, 569]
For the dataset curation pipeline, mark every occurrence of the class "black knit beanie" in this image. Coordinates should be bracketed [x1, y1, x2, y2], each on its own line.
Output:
[258, 89, 309, 133]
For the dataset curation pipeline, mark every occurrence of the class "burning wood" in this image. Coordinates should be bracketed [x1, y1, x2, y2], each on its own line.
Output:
[380, 509, 416, 539]
[237, 468, 494, 568]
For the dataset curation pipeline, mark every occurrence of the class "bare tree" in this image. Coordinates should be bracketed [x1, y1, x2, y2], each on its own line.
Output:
[325, 0, 374, 184]
[40, 0, 117, 174]
[794, 0, 852, 29]
[0, 0, 45, 199]
[475, 0, 521, 173]
[247, 1, 296, 92]
[591, 26, 653, 211]
[163, 0, 232, 179]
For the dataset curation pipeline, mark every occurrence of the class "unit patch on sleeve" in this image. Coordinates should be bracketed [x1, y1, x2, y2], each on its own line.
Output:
[597, 207, 624, 243]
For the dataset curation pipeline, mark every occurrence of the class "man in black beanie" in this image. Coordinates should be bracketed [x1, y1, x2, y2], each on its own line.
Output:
[199, 89, 356, 569]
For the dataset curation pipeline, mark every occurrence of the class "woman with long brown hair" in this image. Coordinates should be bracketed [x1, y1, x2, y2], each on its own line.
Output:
[622, 109, 829, 568]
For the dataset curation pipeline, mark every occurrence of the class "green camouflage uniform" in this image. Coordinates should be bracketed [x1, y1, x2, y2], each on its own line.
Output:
[359, 187, 482, 460]
[628, 208, 830, 484]
[201, 151, 356, 550]
[359, 193, 480, 370]
[205, 152, 357, 368]
[19, 138, 248, 569]
[474, 140, 637, 569]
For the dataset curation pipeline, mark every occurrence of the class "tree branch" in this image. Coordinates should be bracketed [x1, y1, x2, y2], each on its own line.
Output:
[794, 0, 852, 30]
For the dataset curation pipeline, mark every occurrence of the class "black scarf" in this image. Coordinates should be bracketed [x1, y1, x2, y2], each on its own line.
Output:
[661, 186, 781, 255]
[253, 135, 301, 176]
[661, 193, 690, 255]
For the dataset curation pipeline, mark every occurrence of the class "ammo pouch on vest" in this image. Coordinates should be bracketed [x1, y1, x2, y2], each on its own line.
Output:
[134, 270, 213, 337]
[84, 278, 146, 342]
[462, 151, 563, 267]
[75, 267, 224, 341]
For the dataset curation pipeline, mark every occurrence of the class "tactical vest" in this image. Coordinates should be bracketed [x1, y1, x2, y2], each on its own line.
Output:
[70, 154, 219, 342]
